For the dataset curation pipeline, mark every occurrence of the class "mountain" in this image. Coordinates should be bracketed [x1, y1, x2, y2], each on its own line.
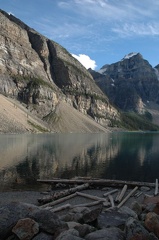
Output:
[89, 53, 159, 120]
[0, 9, 120, 133]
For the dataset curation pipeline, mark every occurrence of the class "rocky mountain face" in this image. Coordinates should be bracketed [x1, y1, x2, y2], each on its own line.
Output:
[0, 10, 120, 132]
[89, 53, 159, 114]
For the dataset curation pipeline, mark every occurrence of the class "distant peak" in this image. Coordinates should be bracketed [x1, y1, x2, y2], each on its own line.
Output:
[122, 52, 142, 60]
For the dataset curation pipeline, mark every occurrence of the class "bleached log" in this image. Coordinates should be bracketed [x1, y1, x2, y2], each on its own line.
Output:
[155, 179, 158, 196]
[41, 192, 77, 208]
[50, 204, 71, 213]
[38, 183, 89, 204]
[117, 186, 138, 209]
[37, 178, 155, 187]
[116, 185, 128, 203]
[103, 189, 118, 197]
[76, 191, 109, 204]
[108, 194, 115, 208]
[72, 200, 103, 208]
[115, 190, 121, 203]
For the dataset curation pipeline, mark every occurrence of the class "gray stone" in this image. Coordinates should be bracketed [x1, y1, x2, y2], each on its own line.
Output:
[60, 205, 102, 224]
[67, 221, 95, 237]
[97, 211, 128, 229]
[55, 229, 84, 240]
[32, 232, 54, 240]
[67, 222, 81, 229]
[0, 201, 67, 239]
[6, 235, 19, 240]
[131, 201, 142, 216]
[30, 209, 68, 236]
[60, 212, 83, 223]
[12, 218, 39, 240]
[71, 207, 90, 214]
[143, 203, 157, 213]
[148, 232, 159, 240]
[85, 227, 125, 240]
[82, 205, 103, 223]
[74, 224, 96, 238]
[118, 206, 138, 219]
[0, 202, 39, 239]
[140, 186, 151, 192]
[140, 213, 147, 221]
[125, 217, 149, 240]
[61, 208, 85, 223]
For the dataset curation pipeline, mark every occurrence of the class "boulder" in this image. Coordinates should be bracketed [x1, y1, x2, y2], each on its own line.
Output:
[143, 196, 159, 205]
[60, 212, 83, 223]
[97, 211, 128, 229]
[131, 201, 142, 216]
[12, 218, 39, 240]
[60, 205, 102, 224]
[29, 209, 68, 236]
[81, 205, 102, 223]
[32, 232, 54, 240]
[125, 217, 149, 240]
[0, 202, 39, 239]
[118, 206, 138, 219]
[55, 229, 84, 240]
[5, 234, 19, 240]
[148, 232, 159, 240]
[85, 227, 125, 240]
[143, 202, 159, 215]
[145, 212, 159, 238]
[74, 224, 95, 238]
[67, 221, 95, 237]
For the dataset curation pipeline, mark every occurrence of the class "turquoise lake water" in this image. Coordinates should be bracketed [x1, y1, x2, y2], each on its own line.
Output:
[0, 132, 159, 190]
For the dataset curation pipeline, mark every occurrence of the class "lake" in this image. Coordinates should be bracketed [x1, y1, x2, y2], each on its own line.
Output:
[0, 132, 159, 191]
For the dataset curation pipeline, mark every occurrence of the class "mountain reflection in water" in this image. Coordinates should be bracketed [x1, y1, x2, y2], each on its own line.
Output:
[0, 132, 159, 191]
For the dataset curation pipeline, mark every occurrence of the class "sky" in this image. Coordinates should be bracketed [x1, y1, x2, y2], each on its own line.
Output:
[1, 0, 159, 70]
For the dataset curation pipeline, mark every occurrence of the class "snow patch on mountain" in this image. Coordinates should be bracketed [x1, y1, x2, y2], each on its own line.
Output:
[122, 52, 138, 60]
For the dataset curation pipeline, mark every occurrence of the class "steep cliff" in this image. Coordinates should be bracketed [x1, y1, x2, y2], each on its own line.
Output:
[0, 10, 120, 132]
[90, 53, 159, 114]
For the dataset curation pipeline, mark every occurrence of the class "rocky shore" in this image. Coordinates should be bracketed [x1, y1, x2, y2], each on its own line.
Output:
[1, 185, 159, 240]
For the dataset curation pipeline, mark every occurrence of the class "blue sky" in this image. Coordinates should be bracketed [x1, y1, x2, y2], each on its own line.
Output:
[1, 0, 159, 70]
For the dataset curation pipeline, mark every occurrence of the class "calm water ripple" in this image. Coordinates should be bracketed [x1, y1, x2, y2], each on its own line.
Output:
[0, 132, 159, 191]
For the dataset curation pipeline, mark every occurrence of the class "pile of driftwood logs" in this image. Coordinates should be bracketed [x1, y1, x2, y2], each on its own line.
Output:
[37, 178, 159, 212]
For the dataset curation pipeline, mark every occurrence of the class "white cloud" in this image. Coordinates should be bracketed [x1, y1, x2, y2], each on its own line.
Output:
[59, 0, 159, 22]
[112, 22, 159, 37]
[72, 54, 97, 70]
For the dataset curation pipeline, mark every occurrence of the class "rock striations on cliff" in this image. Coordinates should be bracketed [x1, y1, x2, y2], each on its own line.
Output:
[0, 9, 120, 133]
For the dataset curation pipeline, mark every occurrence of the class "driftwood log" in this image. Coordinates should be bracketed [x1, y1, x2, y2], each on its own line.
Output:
[76, 191, 110, 207]
[38, 183, 89, 204]
[155, 179, 158, 196]
[48, 200, 103, 213]
[116, 185, 128, 203]
[51, 204, 71, 213]
[108, 194, 115, 208]
[103, 189, 118, 197]
[37, 178, 156, 187]
[117, 186, 138, 208]
[41, 193, 77, 208]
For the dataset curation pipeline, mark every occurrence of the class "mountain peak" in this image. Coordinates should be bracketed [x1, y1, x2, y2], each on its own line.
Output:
[122, 52, 142, 60]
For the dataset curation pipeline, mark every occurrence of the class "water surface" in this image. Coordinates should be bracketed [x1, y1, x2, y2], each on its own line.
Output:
[0, 132, 159, 191]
